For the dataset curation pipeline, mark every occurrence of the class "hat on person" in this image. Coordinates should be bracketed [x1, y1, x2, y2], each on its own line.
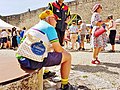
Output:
[92, 4, 102, 12]
[78, 20, 82, 23]
[39, 10, 54, 20]
[107, 15, 113, 19]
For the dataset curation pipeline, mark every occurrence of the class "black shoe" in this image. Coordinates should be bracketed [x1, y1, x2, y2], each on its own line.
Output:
[77, 47, 81, 51]
[60, 83, 78, 90]
[43, 71, 56, 79]
[61, 44, 64, 46]
[82, 48, 85, 51]
[108, 50, 115, 52]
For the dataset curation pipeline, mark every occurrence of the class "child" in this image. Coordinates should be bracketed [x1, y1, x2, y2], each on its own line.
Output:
[64, 27, 70, 49]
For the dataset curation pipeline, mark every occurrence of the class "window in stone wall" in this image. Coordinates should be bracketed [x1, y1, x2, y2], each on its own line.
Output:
[68, 14, 81, 26]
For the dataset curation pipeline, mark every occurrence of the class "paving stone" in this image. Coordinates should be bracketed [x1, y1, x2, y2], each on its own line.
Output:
[0, 43, 120, 90]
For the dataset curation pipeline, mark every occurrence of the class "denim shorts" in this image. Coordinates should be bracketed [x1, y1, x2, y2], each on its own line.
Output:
[1, 37, 7, 43]
[18, 52, 62, 70]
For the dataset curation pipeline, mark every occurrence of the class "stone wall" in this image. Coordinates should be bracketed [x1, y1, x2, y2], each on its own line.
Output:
[3, 7, 46, 29]
[70, 0, 120, 23]
[0, 69, 43, 90]
[2, 0, 120, 30]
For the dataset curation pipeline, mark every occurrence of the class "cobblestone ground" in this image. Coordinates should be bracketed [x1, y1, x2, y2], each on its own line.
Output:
[0, 43, 120, 90]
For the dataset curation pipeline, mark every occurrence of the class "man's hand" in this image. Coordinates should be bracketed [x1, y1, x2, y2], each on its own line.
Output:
[65, 16, 70, 23]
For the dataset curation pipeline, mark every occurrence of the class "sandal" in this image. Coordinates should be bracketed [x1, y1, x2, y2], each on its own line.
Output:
[91, 60, 100, 64]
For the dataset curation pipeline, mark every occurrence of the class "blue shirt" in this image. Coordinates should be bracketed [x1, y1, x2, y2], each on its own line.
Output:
[16, 20, 58, 60]
[31, 20, 58, 43]
[20, 30, 26, 38]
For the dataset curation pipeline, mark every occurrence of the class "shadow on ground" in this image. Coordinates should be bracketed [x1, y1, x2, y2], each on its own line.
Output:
[68, 50, 120, 54]
[72, 63, 119, 74]
[78, 85, 91, 90]
[101, 62, 120, 68]
[67, 48, 120, 53]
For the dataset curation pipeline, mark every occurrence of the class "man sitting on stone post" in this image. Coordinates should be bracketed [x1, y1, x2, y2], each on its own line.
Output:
[16, 10, 78, 90]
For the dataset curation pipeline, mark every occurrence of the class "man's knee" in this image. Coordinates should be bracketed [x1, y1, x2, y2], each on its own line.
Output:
[61, 51, 71, 63]
[66, 52, 71, 60]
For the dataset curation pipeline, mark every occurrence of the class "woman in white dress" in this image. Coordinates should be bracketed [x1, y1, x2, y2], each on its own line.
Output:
[91, 4, 107, 64]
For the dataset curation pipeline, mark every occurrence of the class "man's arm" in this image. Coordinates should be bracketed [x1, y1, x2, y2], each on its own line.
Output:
[52, 42, 64, 52]
[65, 16, 70, 24]
[48, 3, 53, 11]
[65, 7, 71, 24]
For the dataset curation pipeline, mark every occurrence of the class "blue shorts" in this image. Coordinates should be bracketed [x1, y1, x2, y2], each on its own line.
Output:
[1, 37, 7, 43]
[18, 52, 62, 70]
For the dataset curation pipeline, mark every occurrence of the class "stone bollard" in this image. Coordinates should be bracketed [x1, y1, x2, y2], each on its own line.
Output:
[0, 68, 43, 90]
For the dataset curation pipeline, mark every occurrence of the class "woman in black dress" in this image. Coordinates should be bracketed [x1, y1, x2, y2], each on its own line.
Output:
[11, 27, 18, 50]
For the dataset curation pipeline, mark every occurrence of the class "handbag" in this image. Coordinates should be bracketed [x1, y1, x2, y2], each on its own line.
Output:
[16, 29, 49, 62]
[94, 26, 106, 37]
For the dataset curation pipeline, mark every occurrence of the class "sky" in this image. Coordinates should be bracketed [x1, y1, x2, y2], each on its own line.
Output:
[0, 0, 74, 16]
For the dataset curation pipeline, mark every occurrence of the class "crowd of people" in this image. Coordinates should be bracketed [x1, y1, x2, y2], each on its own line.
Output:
[0, 27, 26, 50]
[63, 4, 117, 65]
[63, 20, 89, 51]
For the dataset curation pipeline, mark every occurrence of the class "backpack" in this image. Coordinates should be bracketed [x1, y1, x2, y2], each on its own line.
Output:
[16, 28, 49, 62]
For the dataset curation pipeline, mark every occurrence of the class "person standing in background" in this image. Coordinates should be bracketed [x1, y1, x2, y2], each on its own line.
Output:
[20, 27, 26, 40]
[91, 4, 106, 64]
[16, 30, 21, 47]
[86, 27, 90, 43]
[48, 0, 71, 46]
[107, 15, 117, 52]
[64, 26, 70, 49]
[11, 27, 18, 50]
[0, 29, 8, 49]
[7, 29, 12, 49]
[69, 22, 78, 50]
[45, 0, 71, 79]
[0, 32, 1, 48]
[78, 20, 87, 50]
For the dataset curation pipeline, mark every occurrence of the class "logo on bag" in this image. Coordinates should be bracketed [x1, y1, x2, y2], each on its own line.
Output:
[31, 42, 46, 55]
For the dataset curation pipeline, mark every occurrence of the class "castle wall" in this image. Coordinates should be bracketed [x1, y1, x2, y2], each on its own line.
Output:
[2, 0, 120, 31]
[3, 7, 46, 29]
[69, 0, 120, 23]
